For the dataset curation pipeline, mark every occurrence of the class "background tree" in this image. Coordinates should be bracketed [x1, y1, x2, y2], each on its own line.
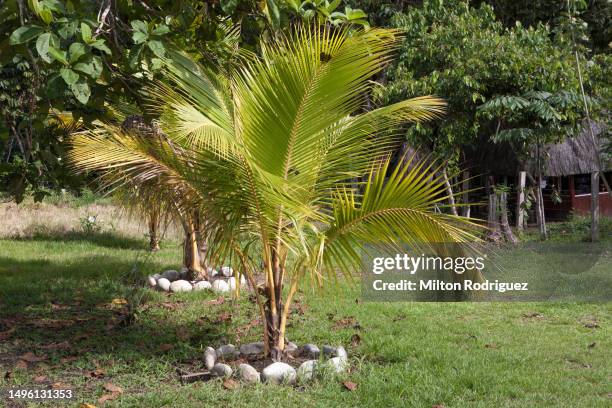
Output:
[374, 0, 603, 238]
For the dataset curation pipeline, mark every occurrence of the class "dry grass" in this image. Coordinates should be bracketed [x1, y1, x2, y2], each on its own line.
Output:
[0, 200, 182, 241]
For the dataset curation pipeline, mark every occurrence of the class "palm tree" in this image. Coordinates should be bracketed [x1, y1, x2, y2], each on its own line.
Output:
[69, 26, 480, 360]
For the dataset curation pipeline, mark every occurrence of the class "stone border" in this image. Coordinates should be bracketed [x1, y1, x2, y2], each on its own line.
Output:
[183, 342, 348, 385]
[147, 267, 246, 294]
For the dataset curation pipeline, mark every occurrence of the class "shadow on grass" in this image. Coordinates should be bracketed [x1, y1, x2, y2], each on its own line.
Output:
[0, 254, 231, 366]
[13, 230, 148, 250]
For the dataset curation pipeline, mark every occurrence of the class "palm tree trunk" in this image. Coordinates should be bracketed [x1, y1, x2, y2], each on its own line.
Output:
[182, 214, 206, 280]
[148, 207, 161, 251]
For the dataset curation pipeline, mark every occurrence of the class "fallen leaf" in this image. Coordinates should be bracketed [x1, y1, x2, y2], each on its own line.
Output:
[485, 343, 498, 349]
[432, 405, 446, 408]
[350, 333, 361, 347]
[215, 312, 232, 323]
[5, 370, 13, 380]
[207, 296, 225, 306]
[393, 314, 407, 322]
[34, 375, 48, 383]
[342, 380, 358, 391]
[111, 298, 128, 305]
[80, 404, 97, 408]
[333, 316, 357, 329]
[159, 343, 174, 352]
[89, 368, 105, 378]
[15, 360, 28, 370]
[19, 352, 48, 362]
[223, 379, 239, 390]
[52, 382, 68, 389]
[588, 342, 596, 348]
[521, 312, 543, 319]
[103, 383, 123, 394]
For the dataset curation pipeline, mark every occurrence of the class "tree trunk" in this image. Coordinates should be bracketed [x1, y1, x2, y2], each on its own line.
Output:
[264, 251, 284, 361]
[500, 191, 518, 244]
[182, 214, 206, 281]
[148, 207, 161, 251]
[461, 169, 470, 217]
[442, 167, 458, 216]
[516, 171, 526, 232]
[591, 171, 599, 242]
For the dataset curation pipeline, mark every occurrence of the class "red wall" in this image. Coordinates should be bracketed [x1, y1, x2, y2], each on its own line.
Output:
[572, 192, 612, 216]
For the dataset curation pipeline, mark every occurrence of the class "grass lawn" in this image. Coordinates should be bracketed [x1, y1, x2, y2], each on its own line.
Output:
[0, 231, 610, 407]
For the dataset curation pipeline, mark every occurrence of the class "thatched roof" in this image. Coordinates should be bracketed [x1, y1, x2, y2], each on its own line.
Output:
[543, 122, 609, 177]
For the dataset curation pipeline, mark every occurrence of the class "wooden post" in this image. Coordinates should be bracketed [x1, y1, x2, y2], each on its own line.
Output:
[516, 171, 526, 232]
[591, 171, 599, 242]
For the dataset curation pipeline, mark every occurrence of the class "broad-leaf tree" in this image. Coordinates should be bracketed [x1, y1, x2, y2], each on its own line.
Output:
[69, 27, 480, 360]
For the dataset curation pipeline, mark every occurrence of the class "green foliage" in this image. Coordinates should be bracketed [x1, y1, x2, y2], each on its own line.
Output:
[377, 0, 595, 166]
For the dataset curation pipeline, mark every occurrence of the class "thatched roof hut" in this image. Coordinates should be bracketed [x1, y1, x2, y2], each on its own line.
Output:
[543, 122, 609, 177]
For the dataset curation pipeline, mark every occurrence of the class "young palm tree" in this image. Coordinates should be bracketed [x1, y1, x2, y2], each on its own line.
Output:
[69, 26, 480, 360]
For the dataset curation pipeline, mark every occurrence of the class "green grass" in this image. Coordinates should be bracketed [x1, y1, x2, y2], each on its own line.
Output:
[0, 233, 610, 407]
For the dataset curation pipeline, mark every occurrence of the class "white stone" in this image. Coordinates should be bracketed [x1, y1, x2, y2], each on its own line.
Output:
[322, 345, 335, 357]
[193, 281, 212, 291]
[211, 269, 219, 277]
[157, 278, 171, 291]
[216, 344, 237, 359]
[212, 279, 230, 293]
[336, 346, 348, 361]
[285, 342, 298, 354]
[301, 344, 320, 359]
[297, 360, 318, 382]
[261, 362, 296, 385]
[239, 342, 264, 356]
[211, 363, 232, 378]
[204, 346, 216, 370]
[238, 364, 260, 383]
[170, 280, 193, 293]
[147, 275, 157, 287]
[221, 266, 233, 277]
[161, 270, 180, 282]
[326, 357, 347, 373]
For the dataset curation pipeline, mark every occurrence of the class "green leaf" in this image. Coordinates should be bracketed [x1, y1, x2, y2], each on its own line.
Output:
[48, 46, 68, 65]
[132, 31, 148, 44]
[58, 21, 77, 39]
[151, 24, 170, 36]
[9, 26, 44, 45]
[128, 44, 143, 69]
[81, 22, 92, 43]
[265, 0, 280, 29]
[70, 79, 91, 104]
[147, 40, 165, 58]
[36, 33, 52, 63]
[60, 68, 79, 85]
[130, 20, 148, 33]
[91, 39, 112, 55]
[220, 0, 239, 14]
[68, 42, 87, 63]
[73, 56, 102, 79]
